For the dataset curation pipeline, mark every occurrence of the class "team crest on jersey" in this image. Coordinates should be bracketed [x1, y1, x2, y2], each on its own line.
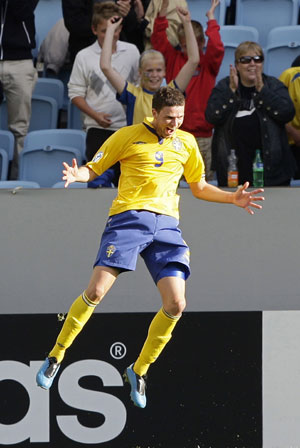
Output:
[92, 151, 104, 162]
[172, 137, 182, 151]
[106, 245, 116, 258]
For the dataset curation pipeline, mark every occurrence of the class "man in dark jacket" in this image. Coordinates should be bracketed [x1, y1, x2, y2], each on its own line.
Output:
[0, 0, 38, 179]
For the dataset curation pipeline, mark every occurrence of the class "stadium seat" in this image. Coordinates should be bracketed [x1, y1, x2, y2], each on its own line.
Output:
[33, 78, 65, 110]
[19, 145, 83, 188]
[235, 0, 300, 48]
[24, 129, 86, 161]
[0, 95, 59, 132]
[290, 179, 300, 187]
[0, 180, 40, 189]
[187, 0, 231, 26]
[216, 25, 259, 82]
[67, 101, 84, 130]
[264, 26, 300, 77]
[52, 181, 88, 188]
[34, 0, 63, 54]
[0, 148, 9, 180]
[0, 130, 14, 162]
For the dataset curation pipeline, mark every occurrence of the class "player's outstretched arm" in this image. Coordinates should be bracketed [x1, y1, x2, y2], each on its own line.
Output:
[189, 180, 264, 215]
[62, 158, 98, 188]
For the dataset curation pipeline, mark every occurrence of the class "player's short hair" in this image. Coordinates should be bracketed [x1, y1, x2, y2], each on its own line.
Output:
[152, 86, 185, 112]
[235, 41, 264, 63]
[178, 20, 204, 42]
[139, 49, 165, 69]
[92, 1, 121, 28]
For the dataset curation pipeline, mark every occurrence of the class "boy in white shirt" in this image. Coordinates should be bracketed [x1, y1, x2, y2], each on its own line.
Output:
[68, 1, 140, 184]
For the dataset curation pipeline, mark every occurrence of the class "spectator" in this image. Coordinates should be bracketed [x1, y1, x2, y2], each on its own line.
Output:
[151, 0, 224, 181]
[205, 41, 296, 187]
[62, 0, 149, 65]
[100, 5, 199, 125]
[279, 64, 300, 179]
[37, 18, 70, 77]
[68, 1, 140, 186]
[144, 0, 188, 49]
[0, 0, 38, 179]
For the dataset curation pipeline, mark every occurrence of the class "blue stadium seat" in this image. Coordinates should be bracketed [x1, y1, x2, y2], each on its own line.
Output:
[0, 130, 14, 162]
[235, 0, 300, 48]
[0, 95, 59, 132]
[0, 180, 40, 189]
[187, 0, 231, 26]
[24, 129, 86, 161]
[264, 26, 300, 77]
[52, 181, 88, 188]
[19, 145, 83, 188]
[0, 148, 9, 180]
[33, 78, 65, 109]
[34, 0, 63, 54]
[67, 101, 84, 130]
[217, 25, 259, 82]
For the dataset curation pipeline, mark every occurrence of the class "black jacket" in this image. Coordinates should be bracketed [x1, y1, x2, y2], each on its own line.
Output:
[205, 74, 296, 186]
[0, 0, 38, 60]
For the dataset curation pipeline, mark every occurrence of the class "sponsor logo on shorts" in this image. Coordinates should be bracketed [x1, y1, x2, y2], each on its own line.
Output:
[106, 245, 116, 258]
[172, 137, 182, 151]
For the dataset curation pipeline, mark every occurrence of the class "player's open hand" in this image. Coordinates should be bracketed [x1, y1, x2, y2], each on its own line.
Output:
[62, 158, 79, 188]
[232, 182, 264, 215]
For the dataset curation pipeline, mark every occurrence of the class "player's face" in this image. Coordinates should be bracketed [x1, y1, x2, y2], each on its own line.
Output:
[152, 105, 185, 138]
[93, 18, 122, 48]
[140, 59, 166, 92]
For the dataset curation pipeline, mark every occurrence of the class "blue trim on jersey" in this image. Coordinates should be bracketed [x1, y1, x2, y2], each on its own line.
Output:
[117, 82, 136, 125]
[143, 122, 164, 144]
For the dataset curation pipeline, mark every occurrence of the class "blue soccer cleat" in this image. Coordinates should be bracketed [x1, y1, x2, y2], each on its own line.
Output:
[123, 364, 147, 408]
[36, 357, 61, 389]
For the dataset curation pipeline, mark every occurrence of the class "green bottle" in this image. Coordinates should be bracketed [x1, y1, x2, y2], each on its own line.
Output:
[253, 149, 264, 187]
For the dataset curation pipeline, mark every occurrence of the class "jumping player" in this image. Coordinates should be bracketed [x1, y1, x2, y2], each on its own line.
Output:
[36, 86, 264, 409]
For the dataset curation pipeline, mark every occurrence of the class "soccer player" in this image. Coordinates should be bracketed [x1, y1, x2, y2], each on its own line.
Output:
[36, 86, 264, 409]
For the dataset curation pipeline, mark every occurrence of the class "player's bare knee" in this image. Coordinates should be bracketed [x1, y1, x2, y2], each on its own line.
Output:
[85, 284, 106, 304]
[165, 296, 186, 316]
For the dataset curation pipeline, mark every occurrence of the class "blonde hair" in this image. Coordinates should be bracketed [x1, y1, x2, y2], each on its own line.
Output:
[139, 49, 165, 69]
[235, 41, 264, 63]
[92, 1, 121, 28]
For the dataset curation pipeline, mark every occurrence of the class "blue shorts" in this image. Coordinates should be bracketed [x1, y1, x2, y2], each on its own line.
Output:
[94, 210, 190, 283]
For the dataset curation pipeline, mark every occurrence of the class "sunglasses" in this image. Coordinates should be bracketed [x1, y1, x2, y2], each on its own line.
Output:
[237, 55, 264, 64]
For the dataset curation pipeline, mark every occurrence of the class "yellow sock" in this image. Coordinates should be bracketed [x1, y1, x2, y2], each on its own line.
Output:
[49, 292, 97, 363]
[133, 308, 181, 377]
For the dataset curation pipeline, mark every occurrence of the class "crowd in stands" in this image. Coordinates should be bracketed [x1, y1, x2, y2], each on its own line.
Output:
[0, 0, 300, 187]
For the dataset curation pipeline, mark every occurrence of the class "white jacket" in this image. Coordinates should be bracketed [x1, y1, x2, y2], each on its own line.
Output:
[68, 40, 140, 131]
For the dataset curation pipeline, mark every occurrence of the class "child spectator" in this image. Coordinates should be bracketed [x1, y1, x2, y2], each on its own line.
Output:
[68, 1, 140, 185]
[279, 65, 300, 179]
[151, 0, 224, 180]
[100, 5, 199, 125]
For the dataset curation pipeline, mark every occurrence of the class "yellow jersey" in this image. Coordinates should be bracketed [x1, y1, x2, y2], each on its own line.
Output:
[279, 67, 300, 145]
[86, 117, 205, 219]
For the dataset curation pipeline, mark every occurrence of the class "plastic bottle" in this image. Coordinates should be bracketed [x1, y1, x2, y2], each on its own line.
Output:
[253, 149, 264, 187]
[227, 149, 238, 188]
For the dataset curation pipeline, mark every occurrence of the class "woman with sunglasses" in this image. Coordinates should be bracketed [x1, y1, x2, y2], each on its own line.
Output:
[205, 41, 296, 187]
